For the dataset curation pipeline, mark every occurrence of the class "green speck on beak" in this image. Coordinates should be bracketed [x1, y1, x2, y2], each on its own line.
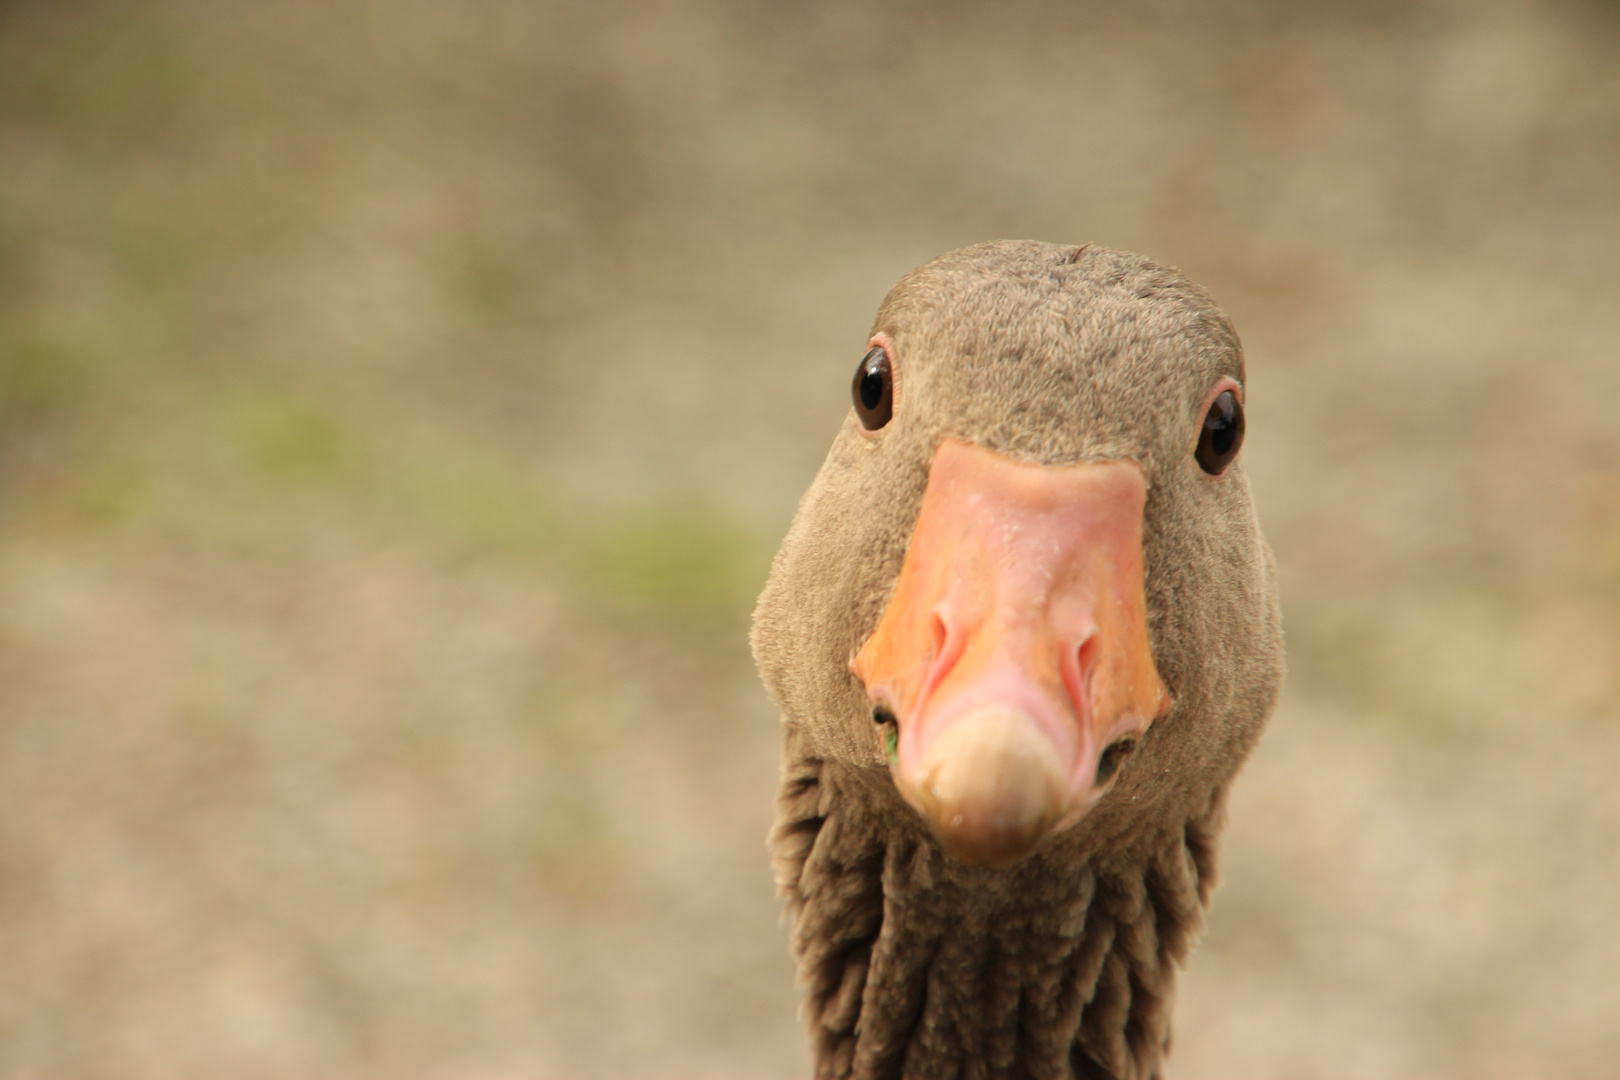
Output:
[883, 724, 899, 766]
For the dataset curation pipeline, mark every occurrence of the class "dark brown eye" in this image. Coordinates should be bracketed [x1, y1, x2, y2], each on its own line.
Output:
[852, 345, 893, 430]
[1195, 389, 1244, 475]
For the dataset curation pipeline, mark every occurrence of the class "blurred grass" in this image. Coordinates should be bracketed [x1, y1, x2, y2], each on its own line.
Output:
[0, 0, 772, 623]
[16, 375, 771, 622]
[0, 335, 96, 426]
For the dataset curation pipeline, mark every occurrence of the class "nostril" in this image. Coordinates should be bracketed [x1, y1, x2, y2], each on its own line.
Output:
[1076, 636, 1100, 685]
[1095, 738, 1137, 786]
[930, 612, 949, 660]
[1062, 634, 1102, 723]
[917, 610, 966, 708]
[872, 705, 896, 726]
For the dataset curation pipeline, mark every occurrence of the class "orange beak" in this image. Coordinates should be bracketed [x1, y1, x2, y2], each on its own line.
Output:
[851, 440, 1171, 868]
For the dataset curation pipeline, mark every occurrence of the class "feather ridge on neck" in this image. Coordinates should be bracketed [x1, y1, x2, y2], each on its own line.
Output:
[772, 726, 1228, 1080]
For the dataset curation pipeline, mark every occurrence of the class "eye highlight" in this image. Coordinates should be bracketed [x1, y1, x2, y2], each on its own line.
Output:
[852, 345, 893, 430]
[1195, 389, 1244, 475]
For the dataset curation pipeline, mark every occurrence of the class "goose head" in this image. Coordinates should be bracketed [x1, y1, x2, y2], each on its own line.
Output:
[753, 240, 1283, 870]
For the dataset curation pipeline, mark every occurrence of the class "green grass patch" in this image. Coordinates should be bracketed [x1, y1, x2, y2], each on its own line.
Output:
[0, 335, 98, 424]
[226, 391, 351, 483]
[578, 507, 769, 616]
[208, 381, 771, 618]
[9, 369, 772, 629]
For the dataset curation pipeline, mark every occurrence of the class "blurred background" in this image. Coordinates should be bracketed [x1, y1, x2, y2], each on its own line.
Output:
[1, 0, 1618, 1076]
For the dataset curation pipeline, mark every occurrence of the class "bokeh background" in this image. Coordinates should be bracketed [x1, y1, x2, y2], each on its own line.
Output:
[2, 0, 1619, 1076]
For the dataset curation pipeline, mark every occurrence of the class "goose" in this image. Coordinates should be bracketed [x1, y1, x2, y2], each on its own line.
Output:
[751, 241, 1284, 1080]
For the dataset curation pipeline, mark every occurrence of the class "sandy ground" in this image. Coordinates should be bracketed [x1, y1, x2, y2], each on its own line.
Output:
[1, 1, 1618, 1076]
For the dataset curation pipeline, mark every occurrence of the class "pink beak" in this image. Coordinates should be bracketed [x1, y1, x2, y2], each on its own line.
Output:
[852, 440, 1172, 867]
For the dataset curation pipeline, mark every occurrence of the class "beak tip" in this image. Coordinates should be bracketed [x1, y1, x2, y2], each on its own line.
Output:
[930, 811, 1052, 869]
[903, 708, 1070, 869]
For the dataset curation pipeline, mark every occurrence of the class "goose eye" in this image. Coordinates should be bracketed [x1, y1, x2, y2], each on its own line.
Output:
[852, 345, 893, 430]
[1195, 389, 1244, 475]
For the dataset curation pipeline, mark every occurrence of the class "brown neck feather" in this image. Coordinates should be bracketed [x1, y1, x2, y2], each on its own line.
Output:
[772, 726, 1225, 1080]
